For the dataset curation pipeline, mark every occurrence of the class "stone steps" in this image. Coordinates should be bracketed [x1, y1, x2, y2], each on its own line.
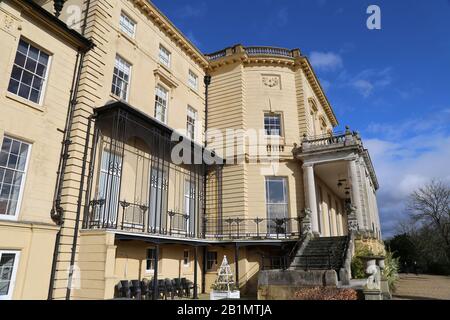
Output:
[291, 236, 348, 271]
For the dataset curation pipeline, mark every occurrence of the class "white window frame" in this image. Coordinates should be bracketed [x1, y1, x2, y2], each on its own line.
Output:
[154, 84, 168, 123]
[8, 38, 52, 106]
[119, 11, 136, 38]
[264, 113, 283, 137]
[0, 250, 20, 300]
[188, 70, 198, 90]
[265, 177, 289, 235]
[183, 250, 190, 267]
[0, 136, 31, 221]
[145, 247, 156, 273]
[186, 105, 197, 140]
[159, 45, 171, 68]
[111, 55, 132, 101]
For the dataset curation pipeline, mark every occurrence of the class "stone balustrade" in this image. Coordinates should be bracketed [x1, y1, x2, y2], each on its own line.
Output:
[301, 127, 362, 152]
[205, 45, 300, 61]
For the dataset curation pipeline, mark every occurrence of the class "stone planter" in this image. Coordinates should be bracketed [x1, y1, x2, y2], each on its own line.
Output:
[375, 257, 385, 271]
[210, 290, 240, 300]
[359, 256, 377, 275]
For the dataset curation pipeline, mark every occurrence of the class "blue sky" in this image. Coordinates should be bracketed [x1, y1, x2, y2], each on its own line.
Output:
[152, 0, 450, 238]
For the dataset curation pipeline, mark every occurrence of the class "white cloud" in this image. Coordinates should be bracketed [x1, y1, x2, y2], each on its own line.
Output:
[364, 110, 450, 238]
[352, 79, 374, 98]
[309, 51, 343, 71]
[344, 67, 392, 98]
[175, 3, 207, 19]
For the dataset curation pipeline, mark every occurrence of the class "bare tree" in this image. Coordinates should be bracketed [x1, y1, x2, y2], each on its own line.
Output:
[407, 180, 450, 262]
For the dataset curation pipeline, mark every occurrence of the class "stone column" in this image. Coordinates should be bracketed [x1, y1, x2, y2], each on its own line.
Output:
[303, 164, 319, 234]
[349, 159, 364, 230]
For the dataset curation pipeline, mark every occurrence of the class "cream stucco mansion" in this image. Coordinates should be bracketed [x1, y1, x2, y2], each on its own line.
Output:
[0, 0, 381, 300]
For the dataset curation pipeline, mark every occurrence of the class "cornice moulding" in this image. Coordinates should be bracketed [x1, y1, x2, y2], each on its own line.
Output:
[133, 0, 209, 69]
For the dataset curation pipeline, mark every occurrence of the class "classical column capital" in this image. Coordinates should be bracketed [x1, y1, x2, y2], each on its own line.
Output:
[302, 162, 315, 168]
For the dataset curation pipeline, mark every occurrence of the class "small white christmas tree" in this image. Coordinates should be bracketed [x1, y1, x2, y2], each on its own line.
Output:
[211, 256, 237, 292]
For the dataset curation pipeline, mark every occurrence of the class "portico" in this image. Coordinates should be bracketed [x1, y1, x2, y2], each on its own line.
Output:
[295, 128, 381, 238]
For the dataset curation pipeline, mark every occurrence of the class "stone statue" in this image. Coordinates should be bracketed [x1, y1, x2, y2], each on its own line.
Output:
[301, 208, 312, 235]
[365, 263, 381, 290]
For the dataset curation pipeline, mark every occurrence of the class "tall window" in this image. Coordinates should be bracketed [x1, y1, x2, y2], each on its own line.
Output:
[154, 85, 168, 123]
[149, 167, 168, 231]
[265, 177, 288, 234]
[8, 39, 50, 104]
[184, 179, 195, 234]
[146, 248, 156, 272]
[188, 70, 198, 90]
[119, 12, 136, 38]
[96, 149, 122, 226]
[0, 137, 30, 220]
[264, 113, 282, 136]
[183, 250, 190, 267]
[186, 106, 197, 140]
[206, 251, 217, 271]
[0, 251, 20, 300]
[159, 45, 171, 68]
[111, 55, 131, 101]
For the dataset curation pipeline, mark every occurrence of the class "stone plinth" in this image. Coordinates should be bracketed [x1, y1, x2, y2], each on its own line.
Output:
[258, 270, 338, 300]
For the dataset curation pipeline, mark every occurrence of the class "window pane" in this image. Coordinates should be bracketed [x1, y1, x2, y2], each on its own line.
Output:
[14, 52, 26, 67]
[0, 137, 30, 217]
[18, 40, 28, 54]
[29, 90, 40, 103]
[7, 79, 19, 95]
[28, 46, 39, 61]
[0, 253, 16, 296]
[159, 46, 171, 67]
[111, 55, 131, 101]
[25, 59, 37, 73]
[8, 39, 50, 104]
[120, 13, 136, 38]
[10, 66, 22, 81]
[36, 63, 46, 77]
[38, 52, 49, 65]
[264, 114, 282, 136]
[266, 180, 285, 203]
[18, 84, 30, 99]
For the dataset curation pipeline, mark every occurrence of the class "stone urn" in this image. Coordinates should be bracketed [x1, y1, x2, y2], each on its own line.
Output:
[360, 256, 377, 275]
[375, 257, 386, 272]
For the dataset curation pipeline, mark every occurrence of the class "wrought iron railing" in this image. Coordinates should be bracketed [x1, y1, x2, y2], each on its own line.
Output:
[87, 199, 199, 238]
[204, 216, 301, 240]
[87, 203, 303, 241]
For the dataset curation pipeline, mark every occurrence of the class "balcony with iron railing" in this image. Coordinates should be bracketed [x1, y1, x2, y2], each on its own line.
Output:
[82, 102, 303, 243]
[86, 205, 303, 241]
[204, 216, 302, 241]
[205, 45, 300, 61]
